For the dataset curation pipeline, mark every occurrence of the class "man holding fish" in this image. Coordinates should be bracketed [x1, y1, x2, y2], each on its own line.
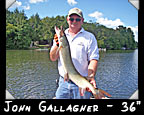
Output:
[50, 8, 111, 99]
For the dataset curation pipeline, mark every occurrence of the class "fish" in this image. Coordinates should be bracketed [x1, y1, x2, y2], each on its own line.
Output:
[55, 26, 111, 99]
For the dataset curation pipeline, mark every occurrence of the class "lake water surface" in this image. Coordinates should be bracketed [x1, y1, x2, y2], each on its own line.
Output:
[6, 49, 138, 99]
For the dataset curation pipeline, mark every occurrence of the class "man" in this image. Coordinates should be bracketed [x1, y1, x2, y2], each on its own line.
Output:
[50, 8, 99, 99]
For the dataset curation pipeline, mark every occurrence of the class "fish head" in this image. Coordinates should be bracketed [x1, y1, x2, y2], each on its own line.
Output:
[54, 26, 68, 48]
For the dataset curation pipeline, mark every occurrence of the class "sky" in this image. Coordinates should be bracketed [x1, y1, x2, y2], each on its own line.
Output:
[8, 0, 138, 42]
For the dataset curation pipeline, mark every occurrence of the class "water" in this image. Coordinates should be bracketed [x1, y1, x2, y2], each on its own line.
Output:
[6, 49, 138, 99]
[6, 50, 59, 99]
[96, 50, 138, 99]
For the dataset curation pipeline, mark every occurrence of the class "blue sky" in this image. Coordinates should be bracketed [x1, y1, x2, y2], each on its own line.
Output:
[9, 0, 138, 42]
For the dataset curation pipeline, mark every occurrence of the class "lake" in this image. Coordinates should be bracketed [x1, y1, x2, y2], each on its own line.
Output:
[6, 49, 138, 99]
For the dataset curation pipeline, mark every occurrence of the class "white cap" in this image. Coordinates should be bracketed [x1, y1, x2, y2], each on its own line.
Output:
[68, 8, 83, 18]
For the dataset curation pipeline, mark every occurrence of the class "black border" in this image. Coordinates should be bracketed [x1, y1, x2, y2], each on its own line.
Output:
[1, 0, 144, 113]
[138, 0, 144, 102]
[0, 0, 6, 112]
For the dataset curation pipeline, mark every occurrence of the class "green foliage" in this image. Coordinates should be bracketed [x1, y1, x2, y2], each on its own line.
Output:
[6, 9, 137, 50]
[83, 23, 137, 50]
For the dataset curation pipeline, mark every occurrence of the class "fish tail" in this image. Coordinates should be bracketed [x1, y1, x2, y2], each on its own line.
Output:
[98, 89, 111, 97]
[93, 88, 111, 99]
[93, 94, 99, 99]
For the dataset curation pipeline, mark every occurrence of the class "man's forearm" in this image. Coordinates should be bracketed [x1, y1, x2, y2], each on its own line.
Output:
[86, 59, 98, 89]
[50, 45, 59, 61]
[88, 59, 98, 78]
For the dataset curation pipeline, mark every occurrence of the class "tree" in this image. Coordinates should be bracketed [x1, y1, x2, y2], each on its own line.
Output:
[6, 8, 137, 50]
[28, 13, 41, 42]
[6, 9, 32, 49]
[6, 23, 18, 49]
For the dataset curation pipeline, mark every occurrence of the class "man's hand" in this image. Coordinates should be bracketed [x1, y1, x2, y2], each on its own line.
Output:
[86, 77, 97, 92]
[54, 34, 59, 47]
[49, 34, 60, 61]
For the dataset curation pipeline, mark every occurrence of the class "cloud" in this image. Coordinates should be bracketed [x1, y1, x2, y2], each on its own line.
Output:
[29, 0, 47, 4]
[9, 1, 30, 10]
[22, 0, 48, 10]
[11, 1, 22, 8]
[98, 18, 124, 29]
[128, 26, 138, 42]
[88, 11, 124, 29]
[22, 4, 30, 10]
[88, 11, 103, 19]
[89, 11, 138, 42]
[67, 0, 77, 6]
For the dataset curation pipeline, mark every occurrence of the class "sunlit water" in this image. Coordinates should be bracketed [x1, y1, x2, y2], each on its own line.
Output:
[6, 49, 138, 99]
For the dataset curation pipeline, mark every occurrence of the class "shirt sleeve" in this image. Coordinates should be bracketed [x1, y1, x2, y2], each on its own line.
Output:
[87, 34, 99, 61]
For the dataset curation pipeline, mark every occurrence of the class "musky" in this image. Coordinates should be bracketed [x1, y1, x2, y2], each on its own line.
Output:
[9, 0, 138, 42]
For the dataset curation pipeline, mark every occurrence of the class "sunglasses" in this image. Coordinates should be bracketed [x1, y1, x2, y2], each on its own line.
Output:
[69, 18, 81, 22]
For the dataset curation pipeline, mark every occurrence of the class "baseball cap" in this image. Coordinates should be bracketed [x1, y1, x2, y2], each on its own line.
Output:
[68, 8, 83, 18]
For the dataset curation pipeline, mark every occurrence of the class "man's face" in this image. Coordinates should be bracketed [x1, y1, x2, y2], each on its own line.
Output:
[67, 14, 84, 30]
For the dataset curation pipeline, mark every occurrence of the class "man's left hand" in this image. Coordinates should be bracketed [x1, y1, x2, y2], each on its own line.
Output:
[86, 77, 97, 92]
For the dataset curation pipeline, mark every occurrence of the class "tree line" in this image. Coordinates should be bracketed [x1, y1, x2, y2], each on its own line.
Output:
[6, 8, 137, 50]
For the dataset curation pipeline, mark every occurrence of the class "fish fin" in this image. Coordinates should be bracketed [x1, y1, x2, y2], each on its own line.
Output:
[79, 88, 86, 96]
[61, 62, 68, 82]
[64, 73, 69, 82]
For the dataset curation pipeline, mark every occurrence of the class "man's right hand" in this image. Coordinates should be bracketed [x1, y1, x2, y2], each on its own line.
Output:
[50, 34, 60, 61]
[54, 34, 59, 47]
